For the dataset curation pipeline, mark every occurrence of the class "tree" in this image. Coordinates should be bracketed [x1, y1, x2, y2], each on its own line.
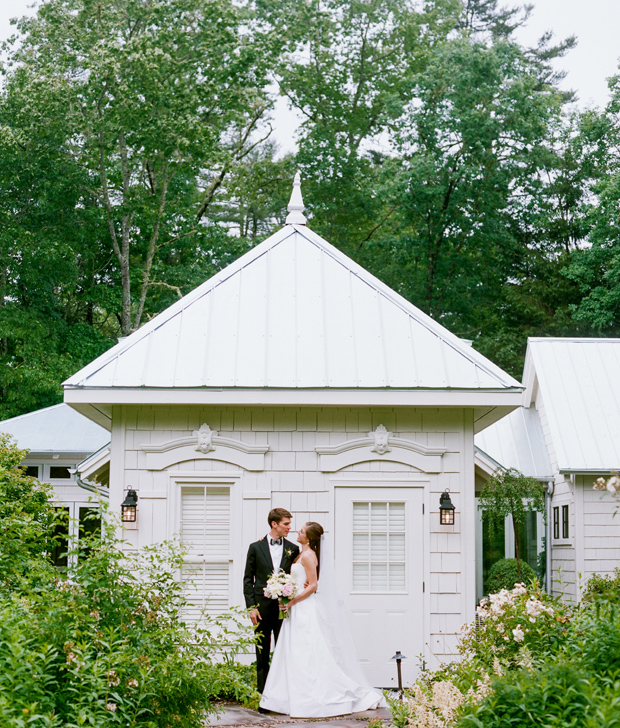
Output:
[1, 0, 274, 337]
[478, 468, 546, 582]
[566, 80, 620, 334]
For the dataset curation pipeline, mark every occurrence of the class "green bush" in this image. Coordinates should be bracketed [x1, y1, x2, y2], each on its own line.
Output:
[0, 434, 258, 727]
[582, 568, 620, 606]
[486, 558, 536, 594]
[458, 666, 620, 728]
[205, 662, 259, 708]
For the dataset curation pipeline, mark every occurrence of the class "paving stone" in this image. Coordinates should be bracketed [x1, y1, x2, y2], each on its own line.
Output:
[206, 704, 392, 728]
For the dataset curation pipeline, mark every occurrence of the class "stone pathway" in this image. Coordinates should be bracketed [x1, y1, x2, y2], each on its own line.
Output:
[207, 703, 392, 728]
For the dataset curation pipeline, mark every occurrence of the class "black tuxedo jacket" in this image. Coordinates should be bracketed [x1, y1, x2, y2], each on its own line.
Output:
[243, 536, 300, 611]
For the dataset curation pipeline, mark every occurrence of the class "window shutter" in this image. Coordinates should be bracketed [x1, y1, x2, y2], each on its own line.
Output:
[352, 501, 406, 592]
[180, 486, 230, 621]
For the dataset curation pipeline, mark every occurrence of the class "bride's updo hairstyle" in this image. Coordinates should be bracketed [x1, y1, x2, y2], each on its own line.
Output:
[305, 522, 324, 577]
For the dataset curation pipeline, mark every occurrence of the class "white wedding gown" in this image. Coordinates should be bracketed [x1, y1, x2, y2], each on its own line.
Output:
[259, 562, 384, 718]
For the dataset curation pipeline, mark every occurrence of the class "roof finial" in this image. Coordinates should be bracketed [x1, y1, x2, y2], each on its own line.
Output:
[285, 171, 307, 225]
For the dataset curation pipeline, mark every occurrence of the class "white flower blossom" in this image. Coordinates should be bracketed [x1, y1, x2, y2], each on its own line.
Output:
[512, 625, 525, 642]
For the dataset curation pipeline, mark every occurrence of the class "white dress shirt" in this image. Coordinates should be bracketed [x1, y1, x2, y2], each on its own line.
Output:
[267, 533, 284, 569]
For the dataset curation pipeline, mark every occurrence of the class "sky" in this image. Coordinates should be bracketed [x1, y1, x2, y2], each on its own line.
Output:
[1, 0, 619, 140]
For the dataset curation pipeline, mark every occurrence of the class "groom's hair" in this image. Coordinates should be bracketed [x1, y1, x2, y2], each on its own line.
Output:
[268, 507, 292, 526]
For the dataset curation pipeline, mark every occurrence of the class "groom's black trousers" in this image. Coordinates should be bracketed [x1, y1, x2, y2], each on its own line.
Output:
[255, 601, 282, 693]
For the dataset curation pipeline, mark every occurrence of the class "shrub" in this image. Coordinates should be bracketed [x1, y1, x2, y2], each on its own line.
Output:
[486, 558, 536, 595]
[457, 665, 619, 728]
[582, 568, 620, 605]
[0, 436, 258, 726]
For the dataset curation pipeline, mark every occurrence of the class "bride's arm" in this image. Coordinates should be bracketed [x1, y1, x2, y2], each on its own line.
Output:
[286, 552, 318, 608]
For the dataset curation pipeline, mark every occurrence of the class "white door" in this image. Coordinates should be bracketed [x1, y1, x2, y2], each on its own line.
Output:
[335, 486, 424, 688]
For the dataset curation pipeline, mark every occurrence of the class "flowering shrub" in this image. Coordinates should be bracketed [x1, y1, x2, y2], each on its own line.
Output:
[391, 584, 573, 728]
[0, 435, 258, 727]
[404, 676, 492, 728]
[461, 583, 571, 669]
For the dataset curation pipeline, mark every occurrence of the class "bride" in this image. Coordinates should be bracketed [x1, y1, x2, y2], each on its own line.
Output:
[259, 521, 385, 718]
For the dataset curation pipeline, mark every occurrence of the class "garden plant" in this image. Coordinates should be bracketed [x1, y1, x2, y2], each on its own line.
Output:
[0, 435, 258, 726]
[390, 575, 620, 727]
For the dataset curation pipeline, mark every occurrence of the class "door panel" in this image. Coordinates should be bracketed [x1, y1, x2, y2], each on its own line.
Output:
[335, 486, 424, 688]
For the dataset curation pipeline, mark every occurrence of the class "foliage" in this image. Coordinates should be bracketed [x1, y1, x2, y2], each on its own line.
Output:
[0, 434, 56, 586]
[458, 667, 620, 728]
[582, 567, 620, 606]
[463, 584, 571, 670]
[567, 81, 620, 334]
[486, 558, 536, 595]
[391, 580, 620, 728]
[0, 437, 258, 725]
[203, 661, 260, 709]
[478, 468, 546, 581]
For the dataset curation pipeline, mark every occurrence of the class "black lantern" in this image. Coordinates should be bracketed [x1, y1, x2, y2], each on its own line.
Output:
[391, 651, 407, 696]
[121, 489, 138, 523]
[439, 489, 455, 525]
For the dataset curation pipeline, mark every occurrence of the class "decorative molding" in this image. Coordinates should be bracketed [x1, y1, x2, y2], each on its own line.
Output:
[242, 491, 272, 500]
[141, 431, 268, 472]
[316, 433, 446, 473]
[369, 424, 392, 454]
[194, 423, 217, 453]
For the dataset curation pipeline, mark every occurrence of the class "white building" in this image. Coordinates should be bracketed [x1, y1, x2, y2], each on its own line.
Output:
[0, 404, 110, 564]
[62, 182, 523, 685]
[476, 338, 620, 602]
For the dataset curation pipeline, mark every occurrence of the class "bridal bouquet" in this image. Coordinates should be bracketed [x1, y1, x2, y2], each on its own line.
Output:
[264, 569, 297, 619]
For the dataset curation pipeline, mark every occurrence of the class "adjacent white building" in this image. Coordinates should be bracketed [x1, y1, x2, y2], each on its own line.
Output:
[61, 185, 523, 685]
[476, 338, 620, 602]
[0, 404, 109, 564]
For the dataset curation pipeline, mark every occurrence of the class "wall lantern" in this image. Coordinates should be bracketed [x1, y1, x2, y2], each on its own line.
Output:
[439, 489, 455, 525]
[121, 489, 138, 523]
[391, 651, 407, 696]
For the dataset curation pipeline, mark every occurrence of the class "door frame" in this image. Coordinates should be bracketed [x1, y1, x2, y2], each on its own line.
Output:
[329, 473, 431, 677]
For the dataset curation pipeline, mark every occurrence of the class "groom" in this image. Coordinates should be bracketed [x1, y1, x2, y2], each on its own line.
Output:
[243, 507, 299, 694]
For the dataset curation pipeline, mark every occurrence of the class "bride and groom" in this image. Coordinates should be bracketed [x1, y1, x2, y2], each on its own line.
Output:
[243, 508, 384, 718]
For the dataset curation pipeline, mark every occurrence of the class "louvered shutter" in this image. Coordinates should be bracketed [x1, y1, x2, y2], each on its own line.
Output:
[352, 501, 406, 592]
[180, 486, 230, 621]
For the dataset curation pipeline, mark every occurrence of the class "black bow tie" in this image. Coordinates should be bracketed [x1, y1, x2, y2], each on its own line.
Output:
[270, 538, 282, 546]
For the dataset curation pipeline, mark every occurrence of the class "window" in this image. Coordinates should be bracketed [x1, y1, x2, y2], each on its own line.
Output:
[562, 505, 569, 539]
[79, 507, 102, 557]
[181, 485, 230, 620]
[25, 465, 39, 478]
[50, 507, 70, 568]
[553, 507, 559, 539]
[352, 501, 405, 592]
[50, 466, 72, 479]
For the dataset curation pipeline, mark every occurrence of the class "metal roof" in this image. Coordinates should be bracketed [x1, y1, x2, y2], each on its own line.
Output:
[0, 404, 110, 455]
[64, 225, 521, 393]
[475, 406, 553, 479]
[524, 338, 620, 473]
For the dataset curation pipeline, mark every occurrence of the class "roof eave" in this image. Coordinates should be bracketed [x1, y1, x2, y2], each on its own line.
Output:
[65, 386, 523, 408]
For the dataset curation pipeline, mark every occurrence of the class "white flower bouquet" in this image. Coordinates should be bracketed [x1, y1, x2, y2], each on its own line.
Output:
[264, 568, 297, 619]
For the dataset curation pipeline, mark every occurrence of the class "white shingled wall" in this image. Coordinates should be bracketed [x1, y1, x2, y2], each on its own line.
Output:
[111, 404, 475, 677]
[579, 475, 620, 586]
[535, 389, 578, 600]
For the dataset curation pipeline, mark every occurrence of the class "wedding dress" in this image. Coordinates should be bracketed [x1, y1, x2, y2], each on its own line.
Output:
[259, 562, 384, 717]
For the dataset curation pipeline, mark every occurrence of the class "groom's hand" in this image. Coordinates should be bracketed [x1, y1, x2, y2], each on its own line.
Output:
[249, 608, 261, 626]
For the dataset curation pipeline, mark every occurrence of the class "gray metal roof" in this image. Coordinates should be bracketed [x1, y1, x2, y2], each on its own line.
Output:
[0, 404, 110, 455]
[475, 406, 553, 479]
[64, 225, 521, 392]
[524, 338, 620, 473]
